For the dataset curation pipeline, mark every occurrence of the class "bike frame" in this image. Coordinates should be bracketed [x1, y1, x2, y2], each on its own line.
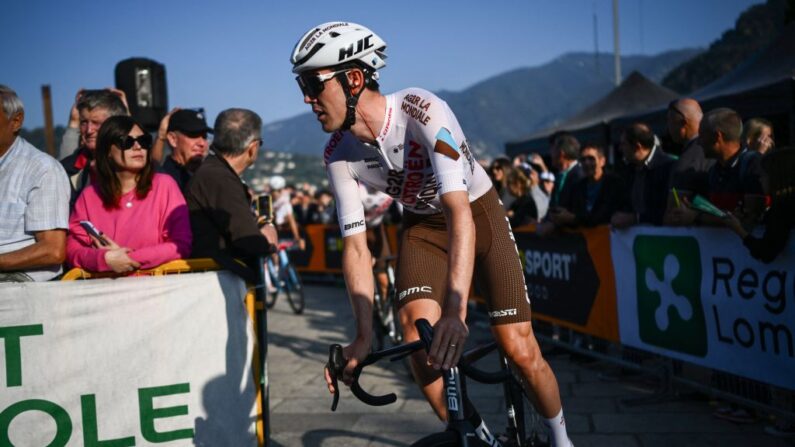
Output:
[441, 366, 502, 447]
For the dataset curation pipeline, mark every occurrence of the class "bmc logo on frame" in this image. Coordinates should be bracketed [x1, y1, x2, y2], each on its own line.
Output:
[633, 235, 708, 357]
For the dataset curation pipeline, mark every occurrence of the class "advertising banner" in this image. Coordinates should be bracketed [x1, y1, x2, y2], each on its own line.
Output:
[612, 226, 795, 390]
[514, 225, 619, 341]
[0, 272, 258, 446]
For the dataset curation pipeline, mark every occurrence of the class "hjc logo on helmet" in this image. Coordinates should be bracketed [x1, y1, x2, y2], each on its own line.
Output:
[338, 35, 375, 62]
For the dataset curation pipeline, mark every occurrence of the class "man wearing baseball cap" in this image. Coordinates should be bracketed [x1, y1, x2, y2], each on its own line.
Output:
[158, 109, 212, 191]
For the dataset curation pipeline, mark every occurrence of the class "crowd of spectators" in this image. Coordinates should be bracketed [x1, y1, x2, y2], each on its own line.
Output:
[0, 85, 281, 282]
[1, 82, 792, 285]
[491, 97, 792, 264]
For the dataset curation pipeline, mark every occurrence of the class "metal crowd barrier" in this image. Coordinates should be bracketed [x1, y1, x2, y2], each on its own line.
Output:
[532, 324, 795, 421]
[62, 258, 272, 446]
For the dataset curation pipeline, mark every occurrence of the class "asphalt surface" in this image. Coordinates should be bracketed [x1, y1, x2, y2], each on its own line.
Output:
[265, 283, 794, 447]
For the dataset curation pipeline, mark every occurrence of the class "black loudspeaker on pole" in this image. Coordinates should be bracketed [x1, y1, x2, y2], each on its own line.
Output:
[115, 58, 168, 132]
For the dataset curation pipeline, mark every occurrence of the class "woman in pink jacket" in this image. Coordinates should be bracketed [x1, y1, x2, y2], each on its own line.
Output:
[67, 115, 192, 273]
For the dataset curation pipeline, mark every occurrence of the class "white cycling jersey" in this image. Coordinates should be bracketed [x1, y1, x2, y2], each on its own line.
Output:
[325, 88, 492, 237]
[272, 193, 292, 226]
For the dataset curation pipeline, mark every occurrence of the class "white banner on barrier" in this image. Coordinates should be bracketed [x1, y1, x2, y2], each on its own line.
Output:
[612, 226, 795, 390]
[0, 271, 258, 446]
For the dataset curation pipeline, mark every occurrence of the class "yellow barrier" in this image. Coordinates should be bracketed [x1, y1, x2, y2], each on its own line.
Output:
[61, 258, 224, 280]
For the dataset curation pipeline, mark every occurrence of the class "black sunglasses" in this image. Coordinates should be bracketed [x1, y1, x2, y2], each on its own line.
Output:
[117, 134, 153, 150]
[296, 69, 348, 99]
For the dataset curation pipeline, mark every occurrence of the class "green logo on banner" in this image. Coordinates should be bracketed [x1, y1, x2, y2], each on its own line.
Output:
[634, 235, 707, 357]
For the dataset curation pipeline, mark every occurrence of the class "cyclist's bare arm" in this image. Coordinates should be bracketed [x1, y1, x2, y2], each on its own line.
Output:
[332, 231, 376, 385]
[285, 212, 305, 249]
[428, 190, 474, 370]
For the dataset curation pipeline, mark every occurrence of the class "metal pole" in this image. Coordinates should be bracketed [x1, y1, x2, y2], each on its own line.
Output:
[41, 85, 56, 157]
[613, 0, 622, 86]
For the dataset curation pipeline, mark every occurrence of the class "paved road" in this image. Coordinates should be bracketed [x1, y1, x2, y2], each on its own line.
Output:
[266, 284, 794, 447]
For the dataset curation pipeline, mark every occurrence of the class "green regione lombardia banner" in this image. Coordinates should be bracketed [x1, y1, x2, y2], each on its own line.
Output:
[611, 226, 795, 390]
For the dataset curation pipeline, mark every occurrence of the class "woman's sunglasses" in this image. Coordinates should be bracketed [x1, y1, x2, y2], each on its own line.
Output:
[117, 134, 153, 150]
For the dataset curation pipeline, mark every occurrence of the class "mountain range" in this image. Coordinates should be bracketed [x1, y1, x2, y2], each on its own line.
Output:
[261, 48, 700, 158]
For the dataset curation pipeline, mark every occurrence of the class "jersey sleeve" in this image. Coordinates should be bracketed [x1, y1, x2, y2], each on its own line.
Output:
[407, 93, 471, 196]
[327, 159, 366, 237]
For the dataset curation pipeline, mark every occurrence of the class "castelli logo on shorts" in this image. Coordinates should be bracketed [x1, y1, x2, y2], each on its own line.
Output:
[488, 308, 517, 318]
[398, 286, 432, 300]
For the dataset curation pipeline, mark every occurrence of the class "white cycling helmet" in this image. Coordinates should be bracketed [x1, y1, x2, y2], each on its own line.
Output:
[290, 21, 387, 74]
[269, 175, 286, 190]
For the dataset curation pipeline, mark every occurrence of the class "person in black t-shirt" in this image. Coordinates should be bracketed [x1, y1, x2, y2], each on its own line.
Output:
[669, 108, 766, 228]
[158, 109, 211, 192]
[612, 123, 675, 228]
[185, 108, 277, 282]
[724, 146, 793, 263]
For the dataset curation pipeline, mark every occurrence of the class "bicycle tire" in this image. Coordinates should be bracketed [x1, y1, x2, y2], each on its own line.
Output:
[387, 285, 403, 345]
[410, 431, 460, 447]
[285, 265, 305, 314]
[265, 259, 279, 309]
[372, 310, 386, 352]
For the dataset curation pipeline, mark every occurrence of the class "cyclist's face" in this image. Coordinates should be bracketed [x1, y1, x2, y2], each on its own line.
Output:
[302, 69, 348, 133]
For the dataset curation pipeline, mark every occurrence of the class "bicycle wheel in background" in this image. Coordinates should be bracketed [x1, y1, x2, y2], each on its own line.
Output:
[508, 360, 551, 447]
[379, 263, 402, 345]
[265, 258, 279, 309]
[386, 285, 403, 345]
[372, 308, 386, 352]
[284, 264, 305, 314]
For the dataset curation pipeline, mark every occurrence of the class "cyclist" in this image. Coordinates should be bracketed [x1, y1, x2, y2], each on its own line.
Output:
[361, 183, 395, 304]
[269, 175, 305, 251]
[291, 22, 573, 446]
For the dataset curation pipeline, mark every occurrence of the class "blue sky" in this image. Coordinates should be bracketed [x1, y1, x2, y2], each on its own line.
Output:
[4, 0, 762, 130]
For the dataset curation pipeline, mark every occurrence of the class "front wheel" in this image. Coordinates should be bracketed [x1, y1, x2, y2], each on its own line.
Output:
[265, 259, 279, 309]
[285, 265, 305, 314]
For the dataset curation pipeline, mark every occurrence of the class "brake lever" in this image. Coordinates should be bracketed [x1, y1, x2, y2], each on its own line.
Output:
[327, 344, 345, 411]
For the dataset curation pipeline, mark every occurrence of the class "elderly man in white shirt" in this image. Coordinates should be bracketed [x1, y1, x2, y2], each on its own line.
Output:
[0, 85, 71, 282]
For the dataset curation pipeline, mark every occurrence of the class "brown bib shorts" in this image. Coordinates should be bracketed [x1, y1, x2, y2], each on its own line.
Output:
[395, 187, 532, 325]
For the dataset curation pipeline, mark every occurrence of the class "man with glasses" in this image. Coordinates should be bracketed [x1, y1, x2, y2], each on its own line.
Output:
[59, 89, 129, 208]
[158, 109, 212, 191]
[0, 85, 71, 282]
[290, 22, 573, 446]
[185, 108, 276, 283]
[546, 143, 630, 228]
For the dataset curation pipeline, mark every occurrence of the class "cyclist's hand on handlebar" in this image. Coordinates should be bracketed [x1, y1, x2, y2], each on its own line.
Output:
[342, 338, 371, 385]
[323, 338, 371, 393]
[429, 315, 469, 370]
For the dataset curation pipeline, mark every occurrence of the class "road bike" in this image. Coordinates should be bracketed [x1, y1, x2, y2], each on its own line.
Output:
[265, 241, 305, 314]
[371, 255, 402, 351]
[327, 319, 551, 446]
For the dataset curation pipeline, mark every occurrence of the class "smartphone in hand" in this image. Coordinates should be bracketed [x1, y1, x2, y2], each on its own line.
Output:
[256, 194, 273, 224]
[79, 220, 109, 246]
